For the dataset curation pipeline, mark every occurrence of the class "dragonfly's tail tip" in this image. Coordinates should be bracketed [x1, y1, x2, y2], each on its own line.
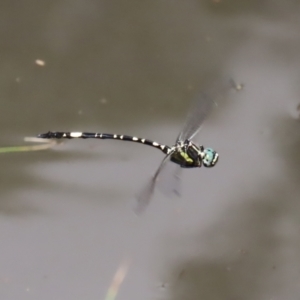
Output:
[37, 132, 50, 139]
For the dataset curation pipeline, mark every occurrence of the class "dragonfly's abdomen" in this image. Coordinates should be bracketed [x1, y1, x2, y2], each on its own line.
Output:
[38, 131, 171, 154]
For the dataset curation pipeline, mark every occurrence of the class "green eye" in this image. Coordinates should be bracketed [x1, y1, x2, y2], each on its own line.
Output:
[203, 148, 219, 167]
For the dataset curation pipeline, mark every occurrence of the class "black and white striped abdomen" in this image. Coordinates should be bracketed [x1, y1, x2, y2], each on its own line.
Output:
[38, 131, 171, 154]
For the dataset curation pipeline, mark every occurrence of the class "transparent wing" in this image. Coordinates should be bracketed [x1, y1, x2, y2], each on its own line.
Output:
[156, 161, 182, 198]
[134, 152, 173, 214]
[133, 179, 155, 215]
[176, 92, 214, 143]
[176, 79, 233, 143]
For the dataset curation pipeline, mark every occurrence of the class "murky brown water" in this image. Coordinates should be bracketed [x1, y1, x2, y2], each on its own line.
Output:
[1, 1, 300, 299]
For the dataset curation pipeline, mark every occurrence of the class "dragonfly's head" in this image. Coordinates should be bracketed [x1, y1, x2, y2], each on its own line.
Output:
[202, 147, 219, 168]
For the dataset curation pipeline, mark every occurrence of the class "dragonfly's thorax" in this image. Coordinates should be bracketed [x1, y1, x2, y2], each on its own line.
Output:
[170, 140, 204, 168]
[170, 140, 219, 168]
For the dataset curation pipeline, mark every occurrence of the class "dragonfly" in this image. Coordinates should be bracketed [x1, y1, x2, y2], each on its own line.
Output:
[38, 88, 222, 213]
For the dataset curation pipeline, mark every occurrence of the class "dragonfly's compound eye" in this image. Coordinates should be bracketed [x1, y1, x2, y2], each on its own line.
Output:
[203, 148, 219, 167]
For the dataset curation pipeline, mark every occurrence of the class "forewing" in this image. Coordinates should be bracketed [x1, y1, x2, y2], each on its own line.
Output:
[156, 161, 182, 198]
[176, 92, 214, 143]
[134, 153, 173, 214]
[134, 178, 156, 215]
[176, 79, 233, 142]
